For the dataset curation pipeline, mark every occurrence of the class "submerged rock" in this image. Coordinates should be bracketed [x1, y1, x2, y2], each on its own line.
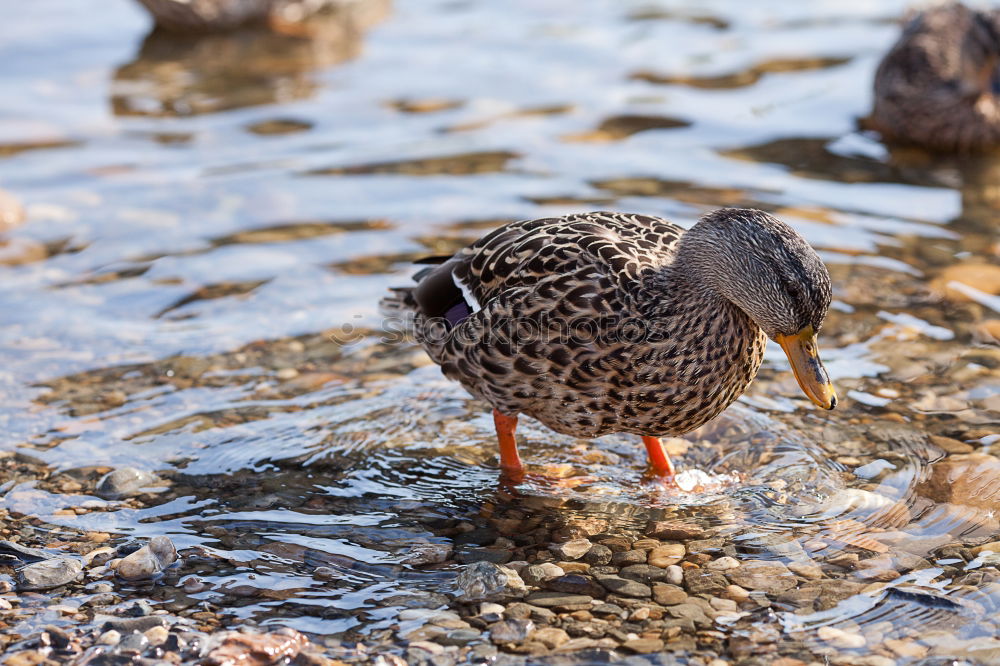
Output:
[16, 557, 83, 590]
[454, 561, 527, 602]
[204, 629, 309, 666]
[112, 536, 177, 580]
[96, 467, 159, 500]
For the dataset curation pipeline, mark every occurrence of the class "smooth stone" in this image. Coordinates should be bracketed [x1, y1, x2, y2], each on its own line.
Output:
[817, 625, 866, 648]
[456, 547, 512, 565]
[96, 468, 158, 500]
[113, 536, 177, 580]
[595, 575, 651, 598]
[101, 615, 169, 632]
[683, 569, 728, 595]
[438, 629, 481, 646]
[727, 560, 797, 594]
[521, 563, 564, 586]
[404, 543, 452, 565]
[479, 602, 505, 616]
[583, 544, 613, 566]
[489, 619, 534, 643]
[504, 602, 557, 622]
[648, 544, 685, 568]
[646, 520, 706, 540]
[524, 591, 593, 609]
[543, 574, 605, 597]
[623, 638, 665, 654]
[530, 627, 570, 649]
[118, 632, 150, 654]
[455, 562, 527, 602]
[97, 630, 121, 646]
[548, 539, 592, 561]
[666, 564, 683, 585]
[145, 625, 169, 646]
[16, 557, 82, 590]
[611, 549, 647, 566]
[0, 541, 56, 563]
[788, 560, 824, 580]
[706, 556, 740, 571]
[652, 584, 687, 605]
[620, 564, 670, 584]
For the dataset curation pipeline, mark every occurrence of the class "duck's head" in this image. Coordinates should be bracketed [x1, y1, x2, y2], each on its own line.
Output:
[680, 208, 837, 410]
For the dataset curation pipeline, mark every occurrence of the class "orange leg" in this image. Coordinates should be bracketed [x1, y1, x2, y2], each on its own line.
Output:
[494, 410, 523, 482]
[642, 435, 676, 478]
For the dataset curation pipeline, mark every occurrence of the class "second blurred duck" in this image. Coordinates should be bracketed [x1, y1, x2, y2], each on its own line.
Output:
[869, 3, 1000, 153]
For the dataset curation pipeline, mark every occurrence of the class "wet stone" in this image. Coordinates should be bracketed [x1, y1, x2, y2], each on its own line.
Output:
[623, 638, 665, 654]
[504, 602, 556, 623]
[727, 560, 797, 594]
[438, 629, 481, 646]
[611, 549, 647, 566]
[592, 603, 625, 616]
[521, 563, 564, 586]
[648, 543, 685, 568]
[404, 542, 451, 565]
[582, 544, 612, 566]
[455, 562, 527, 602]
[98, 629, 121, 645]
[524, 591, 593, 609]
[596, 575, 651, 598]
[489, 619, 534, 644]
[96, 467, 159, 500]
[531, 627, 570, 649]
[543, 573, 605, 597]
[647, 520, 706, 540]
[548, 539, 592, 561]
[683, 569, 729, 595]
[102, 615, 169, 632]
[119, 632, 150, 654]
[652, 583, 688, 605]
[16, 557, 82, 590]
[456, 547, 512, 565]
[113, 536, 177, 580]
[619, 563, 671, 583]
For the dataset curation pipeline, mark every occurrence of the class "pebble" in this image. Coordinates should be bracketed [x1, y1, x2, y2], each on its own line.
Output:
[648, 543, 685, 568]
[404, 542, 451, 565]
[611, 549, 646, 566]
[524, 591, 593, 610]
[726, 560, 797, 594]
[723, 584, 750, 603]
[595, 575, 651, 598]
[119, 631, 150, 654]
[788, 561, 824, 580]
[652, 583, 687, 605]
[521, 562, 564, 585]
[438, 629, 481, 646]
[548, 539, 592, 561]
[145, 625, 169, 646]
[544, 573, 605, 597]
[455, 562, 527, 602]
[619, 563, 670, 584]
[583, 544, 612, 566]
[646, 520, 706, 540]
[666, 564, 683, 585]
[98, 629, 121, 646]
[530, 627, 570, 649]
[489, 618, 533, 643]
[683, 569, 729, 595]
[479, 602, 505, 616]
[16, 557, 83, 590]
[706, 556, 741, 571]
[884, 637, 928, 658]
[622, 638, 665, 653]
[112, 536, 177, 580]
[817, 625, 866, 648]
[95, 467, 158, 500]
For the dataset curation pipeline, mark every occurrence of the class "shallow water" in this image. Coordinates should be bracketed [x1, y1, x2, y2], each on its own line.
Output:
[1, 0, 1000, 662]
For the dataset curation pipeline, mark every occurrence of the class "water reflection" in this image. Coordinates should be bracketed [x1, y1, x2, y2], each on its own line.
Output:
[112, 0, 391, 116]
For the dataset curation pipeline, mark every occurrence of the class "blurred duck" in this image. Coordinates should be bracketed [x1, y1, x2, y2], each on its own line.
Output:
[385, 209, 837, 484]
[134, 0, 374, 32]
[869, 2, 1000, 152]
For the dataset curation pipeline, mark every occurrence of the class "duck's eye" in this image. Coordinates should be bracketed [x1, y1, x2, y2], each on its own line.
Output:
[803, 340, 815, 355]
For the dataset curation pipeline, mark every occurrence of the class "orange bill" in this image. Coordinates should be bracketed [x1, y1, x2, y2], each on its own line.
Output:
[775, 326, 837, 410]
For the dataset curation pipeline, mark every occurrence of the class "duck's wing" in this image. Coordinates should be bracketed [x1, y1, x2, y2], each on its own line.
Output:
[411, 212, 683, 324]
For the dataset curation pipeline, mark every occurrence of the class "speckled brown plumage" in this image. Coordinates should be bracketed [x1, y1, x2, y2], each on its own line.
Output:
[869, 3, 1000, 153]
[387, 209, 832, 449]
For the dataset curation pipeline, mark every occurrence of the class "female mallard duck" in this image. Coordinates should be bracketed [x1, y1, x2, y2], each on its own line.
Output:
[387, 209, 837, 482]
[869, 3, 1000, 152]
